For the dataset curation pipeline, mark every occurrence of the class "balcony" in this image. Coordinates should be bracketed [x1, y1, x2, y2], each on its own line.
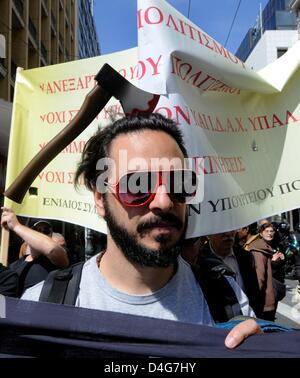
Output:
[65, 9, 70, 27]
[29, 18, 38, 45]
[12, 0, 25, 28]
[0, 58, 7, 78]
[28, 38, 36, 53]
[13, 0, 24, 18]
[51, 11, 57, 37]
[59, 32, 64, 52]
[11, 61, 18, 81]
[41, 0, 49, 17]
[41, 42, 47, 61]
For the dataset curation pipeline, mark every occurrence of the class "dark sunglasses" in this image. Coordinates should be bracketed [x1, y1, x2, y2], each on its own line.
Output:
[105, 170, 198, 207]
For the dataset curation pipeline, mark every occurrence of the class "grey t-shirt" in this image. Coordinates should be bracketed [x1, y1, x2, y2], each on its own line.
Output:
[22, 254, 214, 326]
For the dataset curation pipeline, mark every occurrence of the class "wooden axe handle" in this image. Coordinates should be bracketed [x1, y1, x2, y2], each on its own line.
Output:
[4, 84, 111, 203]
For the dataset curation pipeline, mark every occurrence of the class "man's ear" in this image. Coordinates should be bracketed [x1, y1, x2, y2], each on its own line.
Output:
[93, 190, 105, 218]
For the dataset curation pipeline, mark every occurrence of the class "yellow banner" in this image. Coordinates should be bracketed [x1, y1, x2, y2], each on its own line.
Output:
[5, 48, 138, 233]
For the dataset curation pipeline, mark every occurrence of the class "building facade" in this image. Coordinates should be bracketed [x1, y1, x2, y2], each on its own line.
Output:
[290, 0, 300, 37]
[0, 0, 100, 160]
[245, 30, 297, 70]
[0, 0, 100, 104]
[77, 0, 99, 59]
[0, 1, 101, 261]
[236, 0, 297, 62]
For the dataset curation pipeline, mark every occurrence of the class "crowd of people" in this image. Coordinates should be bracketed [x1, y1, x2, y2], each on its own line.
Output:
[182, 220, 300, 322]
[1, 113, 300, 350]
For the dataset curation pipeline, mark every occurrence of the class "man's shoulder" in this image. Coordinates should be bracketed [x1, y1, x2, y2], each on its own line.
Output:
[0, 264, 18, 282]
[21, 257, 96, 303]
[9, 257, 26, 270]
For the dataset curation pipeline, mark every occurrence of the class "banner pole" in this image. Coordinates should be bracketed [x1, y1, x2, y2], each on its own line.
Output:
[0, 228, 10, 266]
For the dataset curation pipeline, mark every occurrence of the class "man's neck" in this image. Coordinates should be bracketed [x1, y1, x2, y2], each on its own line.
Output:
[99, 238, 176, 295]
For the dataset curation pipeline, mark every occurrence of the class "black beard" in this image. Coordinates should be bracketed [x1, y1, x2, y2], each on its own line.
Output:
[103, 199, 186, 268]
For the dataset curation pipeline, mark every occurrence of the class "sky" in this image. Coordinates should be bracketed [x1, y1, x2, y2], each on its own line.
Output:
[94, 0, 269, 56]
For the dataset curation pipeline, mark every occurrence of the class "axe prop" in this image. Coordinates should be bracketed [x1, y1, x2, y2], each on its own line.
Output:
[4, 64, 160, 204]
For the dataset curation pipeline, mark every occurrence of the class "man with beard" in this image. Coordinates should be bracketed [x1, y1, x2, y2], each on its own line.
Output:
[22, 113, 261, 348]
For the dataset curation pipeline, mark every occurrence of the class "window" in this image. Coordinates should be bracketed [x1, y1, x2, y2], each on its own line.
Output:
[277, 48, 287, 58]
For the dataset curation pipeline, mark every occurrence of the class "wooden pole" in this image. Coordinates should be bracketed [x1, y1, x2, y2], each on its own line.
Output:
[0, 227, 10, 266]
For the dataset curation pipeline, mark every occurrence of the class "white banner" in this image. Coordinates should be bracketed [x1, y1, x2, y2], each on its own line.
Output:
[138, 0, 300, 236]
[5, 0, 300, 239]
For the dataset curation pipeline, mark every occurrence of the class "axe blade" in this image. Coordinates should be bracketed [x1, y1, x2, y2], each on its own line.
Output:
[95, 64, 160, 115]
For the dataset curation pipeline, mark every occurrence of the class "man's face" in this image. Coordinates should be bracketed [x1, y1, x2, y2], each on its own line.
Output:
[94, 130, 187, 267]
[209, 231, 236, 257]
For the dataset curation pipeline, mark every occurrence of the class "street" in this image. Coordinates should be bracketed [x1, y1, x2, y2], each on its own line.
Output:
[275, 278, 300, 329]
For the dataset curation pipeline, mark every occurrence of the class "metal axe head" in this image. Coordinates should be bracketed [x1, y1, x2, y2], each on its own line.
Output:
[95, 64, 160, 115]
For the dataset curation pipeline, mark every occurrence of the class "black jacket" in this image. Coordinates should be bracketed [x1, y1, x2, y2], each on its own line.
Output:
[9, 256, 58, 297]
[0, 263, 18, 297]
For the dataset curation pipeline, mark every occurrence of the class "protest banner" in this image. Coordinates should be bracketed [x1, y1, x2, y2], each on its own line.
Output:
[138, 0, 300, 236]
[1, 295, 300, 358]
[4, 0, 300, 241]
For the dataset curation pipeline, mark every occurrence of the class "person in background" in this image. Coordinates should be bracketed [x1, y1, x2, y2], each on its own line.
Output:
[52, 232, 67, 248]
[18, 241, 28, 258]
[52, 232, 74, 263]
[239, 223, 259, 251]
[249, 222, 285, 321]
[293, 223, 300, 302]
[201, 231, 262, 318]
[1, 207, 69, 296]
[181, 236, 208, 265]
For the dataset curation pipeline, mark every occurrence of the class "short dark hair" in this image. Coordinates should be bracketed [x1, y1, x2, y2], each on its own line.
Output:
[75, 113, 188, 191]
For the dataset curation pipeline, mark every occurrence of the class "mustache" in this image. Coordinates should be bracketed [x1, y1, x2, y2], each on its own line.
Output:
[137, 213, 184, 233]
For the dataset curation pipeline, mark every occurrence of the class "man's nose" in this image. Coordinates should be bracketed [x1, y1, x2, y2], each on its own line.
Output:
[148, 185, 174, 212]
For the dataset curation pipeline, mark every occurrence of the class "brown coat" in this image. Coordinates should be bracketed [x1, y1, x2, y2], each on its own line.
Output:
[249, 237, 275, 313]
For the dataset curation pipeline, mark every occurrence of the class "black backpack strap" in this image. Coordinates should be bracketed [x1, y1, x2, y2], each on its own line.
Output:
[39, 262, 84, 305]
[191, 263, 242, 323]
[16, 261, 34, 298]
